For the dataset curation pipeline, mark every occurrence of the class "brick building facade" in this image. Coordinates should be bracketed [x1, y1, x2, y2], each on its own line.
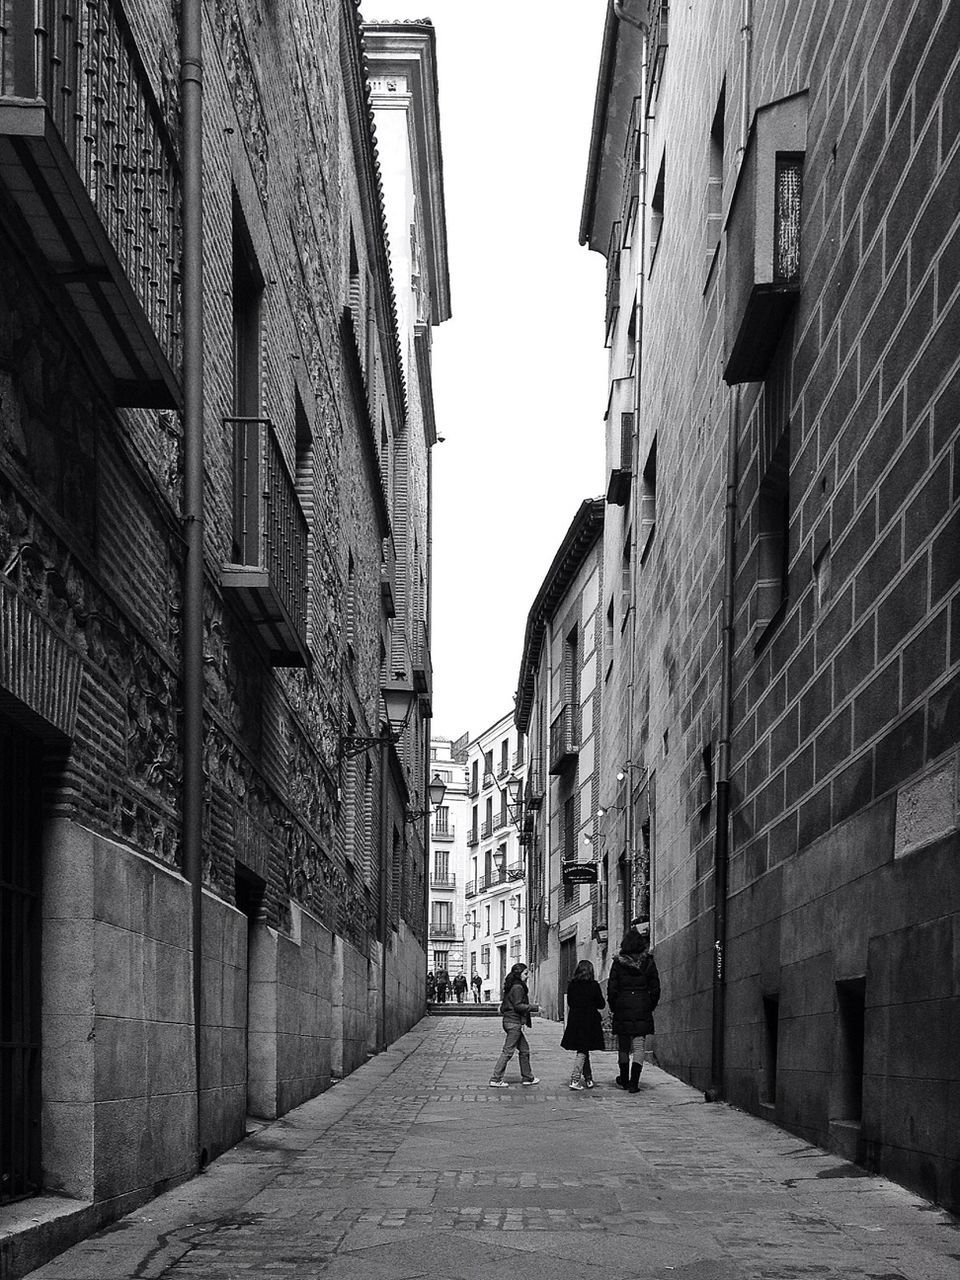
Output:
[581, 0, 960, 1212]
[0, 0, 447, 1264]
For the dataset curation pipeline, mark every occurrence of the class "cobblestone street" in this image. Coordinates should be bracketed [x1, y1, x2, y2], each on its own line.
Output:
[28, 1017, 960, 1279]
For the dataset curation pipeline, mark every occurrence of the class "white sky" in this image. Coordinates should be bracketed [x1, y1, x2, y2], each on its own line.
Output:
[413, 1, 610, 742]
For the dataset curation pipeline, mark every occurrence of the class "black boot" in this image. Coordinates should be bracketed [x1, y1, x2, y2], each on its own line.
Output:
[628, 1062, 642, 1093]
[615, 1062, 629, 1088]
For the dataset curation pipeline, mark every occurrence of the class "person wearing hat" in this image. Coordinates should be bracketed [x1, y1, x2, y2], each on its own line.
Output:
[489, 962, 540, 1086]
[607, 925, 660, 1092]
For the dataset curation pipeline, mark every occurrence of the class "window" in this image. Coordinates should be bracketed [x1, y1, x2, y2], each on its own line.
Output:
[433, 849, 449, 880]
[231, 197, 263, 564]
[471, 760, 478, 794]
[345, 549, 357, 658]
[706, 84, 725, 273]
[434, 805, 450, 834]
[433, 950, 448, 970]
[640, 436, 657, 563]
[483, 750, 493, 782]
[620, 533, 632, 623]
[752, 429, 790, 646]
[480, 944, 490, 975]
[500, 739, 509, 776]
[605, 598, 615, 679]
[649, 153, 665, 274]
[499, 900, 506, 932]
[563, 796, 577, 908]
[484, 904, 491, 935]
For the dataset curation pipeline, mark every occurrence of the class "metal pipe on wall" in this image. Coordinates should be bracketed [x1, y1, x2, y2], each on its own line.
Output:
[708, 0, 753, 1104]
[179, 0, 205, 1166]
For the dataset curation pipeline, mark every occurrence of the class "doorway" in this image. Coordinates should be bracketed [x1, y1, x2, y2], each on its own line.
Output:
[559, 934, 577, 1022]
[0, 719, 43, 1203]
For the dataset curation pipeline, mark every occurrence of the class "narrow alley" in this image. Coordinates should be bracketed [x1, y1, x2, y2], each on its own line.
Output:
[21, 1018, 960, 1280]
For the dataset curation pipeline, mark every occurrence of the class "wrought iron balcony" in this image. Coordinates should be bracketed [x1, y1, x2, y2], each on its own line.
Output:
[428, 922, 457, 941]
[482, 770, 494, 789]
[0, 0, 181, 407]
[380, 538, 396, 619]
[525, 759, 545, 809]
[507, 862, 524, 880]
[221, 418, 310, 666]
[431, 822, 454, 842]
[465, 879, 477, 898]
[466, 825, 479, 847]
[480, 818, 493, 839]
[412, 619, 432, 713]
[549, 705, 579, 774]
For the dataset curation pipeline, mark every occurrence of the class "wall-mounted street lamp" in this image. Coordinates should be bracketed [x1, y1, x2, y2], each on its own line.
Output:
[339, 679, 417, 761]
[406, 773, 447, 824]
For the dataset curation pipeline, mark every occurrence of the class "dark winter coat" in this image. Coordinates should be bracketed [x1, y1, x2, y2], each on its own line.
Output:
[560, 978, 605, 1052]
[500, 977, 534, 1027]
[607, 950, 660, 1037]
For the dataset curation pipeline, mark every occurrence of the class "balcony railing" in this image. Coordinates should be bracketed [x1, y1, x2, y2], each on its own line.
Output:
[482, 770, 494, 790]
[466, 825, 479, 847]
[480, 818, 493, 839]
[480, 868, 508, 891]
[221, 418, 310, 666]
[431, 822, 454, 842]
[428, 922, 457, 941]
[507, 862, 524, 880]
[525, 759, 545, 809]
[512, 747, 525, 769]
[412, 619, 432, 713]
[430, 873, 456, 889]
[495, 810, 511, 832]
[549, 705, 580, 774]
[380, 538, 397, 619]
[465, 879, 477, 898]
[0, 0, 181, 406]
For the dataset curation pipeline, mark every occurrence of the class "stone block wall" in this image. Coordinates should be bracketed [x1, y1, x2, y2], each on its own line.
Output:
[606, 0, 960, 1212]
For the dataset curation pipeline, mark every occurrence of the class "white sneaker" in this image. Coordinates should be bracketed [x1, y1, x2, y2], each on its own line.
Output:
[488, 1079, 509, 1088]
[522, 1077, 540, 1085]
[584, 1079, 595, 1089]
[569, 1080, 584, 1090]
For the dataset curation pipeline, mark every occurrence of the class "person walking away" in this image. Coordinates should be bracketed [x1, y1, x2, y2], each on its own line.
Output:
[453, 972, 468, 1003]
[561, 959, 605, 1089]
[435, 967, 449, 1004]
[470, 971, 482, 1003]
[607, 925, 660, 1092]
[489, 962, 540, 1087]
[426, 970, 436, 1003]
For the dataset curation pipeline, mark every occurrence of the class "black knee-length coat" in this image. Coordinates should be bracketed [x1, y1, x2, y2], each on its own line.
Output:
[560, 978, 606, 1052]
[607, 950, 660, 1037]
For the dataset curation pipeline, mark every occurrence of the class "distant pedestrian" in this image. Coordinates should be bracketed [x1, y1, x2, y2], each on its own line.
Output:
[470, 971, 482, 1003]
[607, 925, 660, 1093]
[453, 972, 468, 1003]
[435, 967, 449, 1004]
[426, 970, 436, 1002]
[489, 962, 540, 1087]
[561, 959, 605, 1090]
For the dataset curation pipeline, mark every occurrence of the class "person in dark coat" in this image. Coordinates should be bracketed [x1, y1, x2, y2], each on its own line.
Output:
[435, 967, 449, 1003]
[470, 971, 482, 1003]
[607, 925, 660, 1092]
[560, 959, 605, 1090]
[489, 963, 540, 1086]
[426, 970, 436, 1002]
[453, 972, 468, 1003]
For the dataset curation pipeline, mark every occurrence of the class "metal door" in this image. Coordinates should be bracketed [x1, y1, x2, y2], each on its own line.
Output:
[0, 721, 43, 1203]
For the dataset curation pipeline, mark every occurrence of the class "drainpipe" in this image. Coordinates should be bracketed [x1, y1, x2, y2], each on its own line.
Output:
[379, 732, 390, 1051]
[180, 0, 205, 1166]
[613, 0, 649, 946]
[708, 0, 752, 1105]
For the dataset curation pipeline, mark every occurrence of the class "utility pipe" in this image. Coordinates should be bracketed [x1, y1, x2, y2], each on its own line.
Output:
[613, 0, 649, 944]
[708, 0, 752, 1104]
[180, 0, 205, 1165]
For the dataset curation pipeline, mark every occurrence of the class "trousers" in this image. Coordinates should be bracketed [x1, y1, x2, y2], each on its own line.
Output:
[491, 1021, 533, 1080]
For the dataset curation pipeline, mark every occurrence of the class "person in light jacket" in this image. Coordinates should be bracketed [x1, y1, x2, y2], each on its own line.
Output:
[607, 925, 660, 1093]
[488, 963, 540, 1087]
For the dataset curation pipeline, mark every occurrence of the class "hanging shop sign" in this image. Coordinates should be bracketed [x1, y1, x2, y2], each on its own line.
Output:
[561, 860, 598, 885]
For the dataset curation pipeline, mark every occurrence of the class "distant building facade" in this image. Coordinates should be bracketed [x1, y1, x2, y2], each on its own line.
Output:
[580, 0, 960, 1214]
[463, 714, 527, 1001]
[0, 0, 447, 1262]
[515, 501, 605, 1021]
[427, 734, 469, 978]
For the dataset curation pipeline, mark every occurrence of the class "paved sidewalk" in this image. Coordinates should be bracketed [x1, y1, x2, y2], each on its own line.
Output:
[27, 1017, 960, 1279]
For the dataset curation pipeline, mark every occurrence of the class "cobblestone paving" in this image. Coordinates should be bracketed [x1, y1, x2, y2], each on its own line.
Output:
[29, 1018, 960, 1280]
